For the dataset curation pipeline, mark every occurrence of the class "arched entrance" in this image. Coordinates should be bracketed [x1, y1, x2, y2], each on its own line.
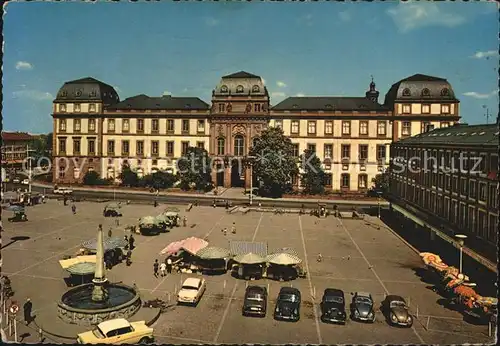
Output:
[216, 163, 224, 187]
[231, 159, 244, 187]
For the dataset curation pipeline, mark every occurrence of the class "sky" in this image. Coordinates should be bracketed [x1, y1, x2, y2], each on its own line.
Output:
[3, 0, 499, 133]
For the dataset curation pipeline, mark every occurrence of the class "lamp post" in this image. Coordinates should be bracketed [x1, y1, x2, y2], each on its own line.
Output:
[455, 234, 467, 273]
[376, 191, 382, 219]
[247, 156, 256, 205]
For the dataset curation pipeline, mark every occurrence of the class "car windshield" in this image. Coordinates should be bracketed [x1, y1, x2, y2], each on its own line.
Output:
[92, 327, 105, 339]
[325, 295, 343, 304]
[279, 294, 298, 303]
[390, 300, 407, 308]
[182, 285, 198, 290]
[355, 296, 372, 304]
[247, 294, 264, 301]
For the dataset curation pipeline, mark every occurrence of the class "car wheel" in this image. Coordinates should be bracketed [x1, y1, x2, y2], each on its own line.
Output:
[139, 337, 152, 344]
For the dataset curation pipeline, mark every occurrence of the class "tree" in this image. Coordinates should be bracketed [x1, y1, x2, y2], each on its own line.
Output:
[372, 172, 390, 192]
[300, 149, 326, 195]
[119, 164, 139, 187]
[31, 133, 53, 164]
[177, 146, 213, 191]
[249, 127, 298, 198]
[82, 171, 109, 185]
[140, 171, 177, 189]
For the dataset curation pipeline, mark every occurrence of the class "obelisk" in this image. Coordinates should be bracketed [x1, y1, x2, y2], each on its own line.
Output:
[91, 224, 108, 302]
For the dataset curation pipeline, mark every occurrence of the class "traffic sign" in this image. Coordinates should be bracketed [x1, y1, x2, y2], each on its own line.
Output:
[9, 304, 19, 314]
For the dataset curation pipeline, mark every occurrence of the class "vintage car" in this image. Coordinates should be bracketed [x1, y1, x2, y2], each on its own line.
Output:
[76, 318, 154, 344]
[320, 288, 347, 324]
[242, 286, 267, 317]
[177, 278, 206, 305]
[53, 186, 73, 195]
[212, 199, 233, 208]
[381, 295, 413, 327]
[103, 204, 122, 217]
[350, 292, 376, 323]
[274, 287, 301, 322]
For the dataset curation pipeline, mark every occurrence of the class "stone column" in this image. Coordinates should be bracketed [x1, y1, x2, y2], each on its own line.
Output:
[92, 225, 108, 302]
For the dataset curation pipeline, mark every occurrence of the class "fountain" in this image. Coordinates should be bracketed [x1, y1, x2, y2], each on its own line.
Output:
[57, 225, 141, 325]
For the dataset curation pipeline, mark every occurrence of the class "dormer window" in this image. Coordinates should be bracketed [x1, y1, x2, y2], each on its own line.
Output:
[292, 104, 299, 109]
[236, 85, 244, 93]
[74, 104, 81, 113]
[185, 104, 191, 109]
[325, 104, 333, 110]
[221, 85, 228, 93]
[441, 88, 450, 96]
[75, 90, 82, 97]
[89, 103, 96, 112]
[59, 104, 67, 112]
[402, 88, 411, 97]
[252, 85, 260, 92]
[90, 90, 97, 98]
[59, 91, 68, 97]
[421, 88, 430, 97]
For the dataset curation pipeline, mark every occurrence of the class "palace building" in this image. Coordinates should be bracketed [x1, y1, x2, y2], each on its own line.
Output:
[51, 72, 460, 191]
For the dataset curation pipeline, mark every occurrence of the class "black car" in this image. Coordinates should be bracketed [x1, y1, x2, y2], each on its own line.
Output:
[350, 292, 376, 323]
[320, 289, 346, 324]
[242, 286, 267, 317]
[274, 287, 301, 322]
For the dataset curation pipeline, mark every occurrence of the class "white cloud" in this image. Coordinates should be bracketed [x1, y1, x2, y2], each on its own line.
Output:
[163, 90, 172, 96]
[15, 61, 33, 70]
[276, 81, 287, 88]
[12, 89, 53, 101]
[387, 2, 466, 33]
[271, 91, 286, 98]
[298, 14, 313, 26]
[470, 50, 497, 59]
[205, 17, 219, 27]
[462, 90, 497, 99]
[338, 11, 351, 22]
[296, 93, 305, 97]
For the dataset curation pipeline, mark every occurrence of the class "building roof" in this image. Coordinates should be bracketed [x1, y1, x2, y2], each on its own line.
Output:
[222, 71, 261, 79]
[395, 124, 499, 147]
[229, 241, 268, 257]
[214, 71, 267, 96]
[271, 97, 388, 111]
[106, 94, 209, 111]
[384, 73, 459, 105]
[55, 76, 120, 105]
[1, 132, 34, 141]
[97, 318, 130, 335]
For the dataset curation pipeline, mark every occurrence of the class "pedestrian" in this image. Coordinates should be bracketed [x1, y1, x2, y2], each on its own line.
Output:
[317, 253, 323, 262]
[153, 259, 159, 277]
[124, 235, 128, 243]
[231, 222, 236, 234]
[160, 261, 167, 277]
[129, 234, 135, 250]
[154, 200, 158, 208]
[71, 204, 76, 214]
[63, 196, 67, 206]
[23, 298, 33, 325]
[225, 201, 229, 210]
[108, 227, 112, 238]
[166, 257, 172, 273]
[258, 202, 261, 208]
[223, 227, 227, 236]
[213, 199, 216, 208]
[115, 218, 120, 226]
[183, 216, 187, 227]
[126, 249, 132, 266]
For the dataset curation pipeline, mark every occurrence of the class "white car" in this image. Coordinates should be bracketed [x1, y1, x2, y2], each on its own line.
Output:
[21, 179, 29, 185]
[12, 178, 20, 184]
[53, 187, 73, 195]
[76, 318, 154, 344]
[177, 278, 206, 305]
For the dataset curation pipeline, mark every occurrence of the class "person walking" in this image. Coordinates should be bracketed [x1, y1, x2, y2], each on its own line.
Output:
[166, 258, 172, 274]
[231, 222, 236, 234]
[71, 203, 76, 214]
[160, 261, 167, 277]
[153, 259, 159, 277]
[108, 227, 113, 238]
[23, 298, 33, 325]
[129, 234, 135, 250]
[126, 249, 132, 266]
[183, 216, 187, 227]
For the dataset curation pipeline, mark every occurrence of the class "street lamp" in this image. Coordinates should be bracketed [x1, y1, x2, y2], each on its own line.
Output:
[455, 234, 467, 273]
[376, 191, 383, 219]
[247, 156, 256, 205]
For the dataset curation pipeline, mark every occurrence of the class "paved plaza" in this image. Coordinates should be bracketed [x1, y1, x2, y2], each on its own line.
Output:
[2, 200, 494, 344]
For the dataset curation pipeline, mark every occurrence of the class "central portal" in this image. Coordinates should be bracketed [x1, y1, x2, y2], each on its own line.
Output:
[230, 159, 244, 187]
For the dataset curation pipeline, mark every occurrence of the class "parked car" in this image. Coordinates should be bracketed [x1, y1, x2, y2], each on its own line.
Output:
[177, 278, 206, 305]
[103, 206, 122, 217]
[242, 285, 267, 317]
[350, 292, 376, 323]
[76, 318, 154, 344]
[213, 199, 232, 207]
[320, 288, 346, 324]
[12, 178, 20, 184]
[53, 187, 73, 195]
[21, 179, 29, 185]
[274, 287, 301, 322]
[381, 295, 413, 327]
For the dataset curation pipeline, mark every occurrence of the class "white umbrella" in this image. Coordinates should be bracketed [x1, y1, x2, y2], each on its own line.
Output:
[266, 252, 302, 265]
[233, 252, 266, 264]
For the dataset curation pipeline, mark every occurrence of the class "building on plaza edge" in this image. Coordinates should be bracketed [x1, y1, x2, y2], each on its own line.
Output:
[389, 123, 498, 257]
[51, 72, 460, 191]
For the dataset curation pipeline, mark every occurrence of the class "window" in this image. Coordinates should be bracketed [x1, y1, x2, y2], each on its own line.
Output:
[252, 85, 260, 93]
[292, 143, 299, 157]
[376, 145, 386, 160]
[122, 119, 130, 132]
[118, 140, 128, 156]
[468, 206, 476, 233]
[107, 140, 115, 155]
[58, 138, 66, 154]
[469, 180, 477, 199]
[441, 104, 450, 114]
[167, 119, 174, 133]
[196, 141, 205, 149]
[402, 121, 411, 136]
[479, 182, 487, 202]
[342, 121, 351, 135]
[254, 104, 261, 112]
[220, 85, 228, 93]
[87, 139, 95, 155]
[181, 141, 189, 156]
[74, 104, 81, 113]
[421, 88, 430, 97]
[166, 141, 174, 156]
[325, 121, 333, 135]
[402, 88, 411, 97]
[291, 120, 299, 134]
[377, 121, 387, 136]
[236, 85, 244, 93]
[441, 88, 450, 96]
[234, 135, 244, 156]
[197, 120, 205, 133]
[88, 119, 96, 132]
[402, 104, 411, 114]
[73, 139, 81, 154]
[307, 143, 316, 153]
[152, 119, 159, 133]
[440, 122, 449, 128]
[149, 141, 158, 156]
[359, 121, 368, 135]
[74, 119, 81, 132]
[358, 174, 368, 189]
[324, 144, 333, 158]
[421, 122, 434, 133]
[137, 119, 144, 132]
[275, 120, 283, 129]
[341, 174, 350, 189]
[323, 173, 332, 186]
[359, 145, 368, 160]
[452, 177, 458, 193]
[341, 144, 350, 159]
[218, 103, 225, 112]
[107, 119, 115, 132]
[89, 103, 96, 112]
[215, 137, 226, 156]
[134, 141, 143, 156]
[489, 154, 498, 172]
[307, 121, 316, 135]
[488, 184, 497, 209]
[421, 104, 430, 114]
[182, 120, 190, 133]
[59, 119, 67, 132]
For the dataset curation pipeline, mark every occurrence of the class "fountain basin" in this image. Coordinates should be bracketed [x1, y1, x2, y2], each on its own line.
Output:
[57, 283, 141, 326]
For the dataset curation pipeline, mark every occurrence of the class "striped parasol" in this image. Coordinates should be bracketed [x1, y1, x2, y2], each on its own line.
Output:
[233, 252, 266, 264]
[196, 246, 230, 260]
[66, 262, 96, 276]
[266, 252, 302, 265]
[81, 237, 128, 251]
[269, 247, 300, 257]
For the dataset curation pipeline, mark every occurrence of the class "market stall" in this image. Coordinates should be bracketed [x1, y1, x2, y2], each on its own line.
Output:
[195, 246, 230, 274]
[265, 249, 302, 281]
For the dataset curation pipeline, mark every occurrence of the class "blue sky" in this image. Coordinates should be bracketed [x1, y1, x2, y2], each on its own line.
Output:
[3, 1, 498, 133]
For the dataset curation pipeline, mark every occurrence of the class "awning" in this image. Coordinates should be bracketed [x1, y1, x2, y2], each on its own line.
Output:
[233, 252, 266, 264]
[66, 262, 96, 276]
[159, 237, 208, 256]
[59, 255, 97, 270]
[160, 240, 184, 255]
[269, 247, 300, 258]
[196, 246, 230, 260]
[81, 237, 127, 251]
[229, 241, 267, 257]
[266, 252, 302, 265]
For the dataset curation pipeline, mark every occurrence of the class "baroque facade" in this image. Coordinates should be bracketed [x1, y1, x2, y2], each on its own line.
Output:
[52, 72, 460, 191]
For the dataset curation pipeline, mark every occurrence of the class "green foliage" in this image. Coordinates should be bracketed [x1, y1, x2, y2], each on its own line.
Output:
[372, 172, 390, 192]
[119, 164, 140, 187]
[249, 127, 298, 198]
[31, 133, 53, 164]
[177, 146, 213, 191]
[300, 149, 326, 195]
[82, 170, 110, 186]
[140, 171, 177, 189]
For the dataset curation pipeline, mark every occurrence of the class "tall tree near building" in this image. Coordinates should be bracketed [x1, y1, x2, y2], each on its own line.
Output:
[248, 127, 298, 198]
[119, 164, 139, 187]
[300, 148, 326, 195]
[177, 146, 213, 191]
[372, 172, 390, 192]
